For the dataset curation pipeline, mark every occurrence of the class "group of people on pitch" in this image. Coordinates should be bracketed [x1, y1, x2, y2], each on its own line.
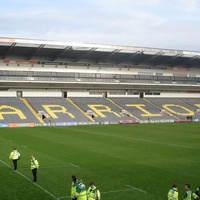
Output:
[168, 183, 200, 200]
[9, 148, 39, 182]
[71, 175, 101, 200]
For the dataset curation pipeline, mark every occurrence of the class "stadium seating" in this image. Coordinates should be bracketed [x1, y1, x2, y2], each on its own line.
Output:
[1, 96, 200, 124]
[111, 97, 175, 121]
[26, 97, 90, 123]
[71, 97, 138, 122]
[181, 98, 200, 118]
[148, 98, 200, 120]
[0, 97, 40, 124]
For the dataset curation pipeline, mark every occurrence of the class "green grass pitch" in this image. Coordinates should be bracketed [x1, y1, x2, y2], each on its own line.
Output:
[0, 123, 199, 200]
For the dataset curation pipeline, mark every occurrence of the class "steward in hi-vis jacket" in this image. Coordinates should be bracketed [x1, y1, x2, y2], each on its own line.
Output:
[71, 175, 78, 200]
[9, 148, 20, 170]
[30, 155, 39, 182]
[183, 184, 192, 200]
[87, 182, 101, 200]
[75, 179, 87, 200]
[168, 184, 178, 200]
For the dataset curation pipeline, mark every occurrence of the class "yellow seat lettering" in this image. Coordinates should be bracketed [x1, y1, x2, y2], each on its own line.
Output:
[126, 104, 162, 117]
[0, 105, 26, 120]
[42, 105, 75, 118]
[162, 104, 194, 116]
[88, 104, 121, 118]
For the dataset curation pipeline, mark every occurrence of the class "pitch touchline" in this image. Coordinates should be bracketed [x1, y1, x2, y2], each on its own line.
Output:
[67, 127, 198, 149]
[0, 160, 58, 200]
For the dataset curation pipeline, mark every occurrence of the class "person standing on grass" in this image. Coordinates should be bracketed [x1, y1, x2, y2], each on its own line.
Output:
[9, 148, 20, 170]
[30, 155, 39, 182]
[168, 183, 178, 200]
[75, 179, 87, 200]
[71, 175, 78, 200]
[87, 182, 101, 200]
[183, 184, 192, 200]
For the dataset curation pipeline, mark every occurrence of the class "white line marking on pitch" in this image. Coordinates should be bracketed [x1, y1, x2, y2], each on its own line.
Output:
[126, 185, 147, 193]
[69, 163, 79, 168]
[101, 188, 137, 194]
[57, 196, 71, 199]
[18, 164, 75, 171]
[0, 160, 58, 200]
[8, 140, 12, 142]
[22, 145, 28, 148]
[57, 185, 147, 199]
[67, 127, 198, 149]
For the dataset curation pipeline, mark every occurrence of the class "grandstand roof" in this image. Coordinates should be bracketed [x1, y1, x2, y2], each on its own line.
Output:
[0, 37, 200, 67]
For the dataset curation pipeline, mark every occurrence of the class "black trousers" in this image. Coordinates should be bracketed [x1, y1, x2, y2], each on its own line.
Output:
[12, 159, 18, 170]
[32, 168, 37, 182]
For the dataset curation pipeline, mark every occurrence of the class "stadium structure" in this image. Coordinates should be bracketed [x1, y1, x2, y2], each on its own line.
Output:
[0, 37, 200, 127]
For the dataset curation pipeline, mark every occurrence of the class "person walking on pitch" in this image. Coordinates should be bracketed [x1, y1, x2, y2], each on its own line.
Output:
[30, 155, 39, 182]
[9, 148, 20, 170]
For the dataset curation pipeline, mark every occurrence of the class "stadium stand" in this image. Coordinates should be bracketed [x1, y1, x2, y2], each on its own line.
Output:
[181, 98, 200, 107]
[148, 98, 200, 120]
[110, 97, 175, 121]
[70, 97, 138, 122]
[0, 97, 41, 124]
[181, 98, 200, 117]
[26, 97, 92, 123]
[1, 37, 200, 125]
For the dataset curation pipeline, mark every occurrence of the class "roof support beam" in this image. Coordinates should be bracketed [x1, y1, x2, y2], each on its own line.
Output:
[74, 48, 97, 62]
[168, 54, 183, 66]
[183, 55, 200, 67]
[96, 49, 121, 63]
[51, 46, 71, 61]
[136, 52, 164, 65]
[1, 43, 16, 59]
[27, 44, 45, 60]
[116, 51, 142, 65]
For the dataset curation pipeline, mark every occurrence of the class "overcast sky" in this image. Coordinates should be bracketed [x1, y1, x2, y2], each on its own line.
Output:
[0, 0, 200, 51]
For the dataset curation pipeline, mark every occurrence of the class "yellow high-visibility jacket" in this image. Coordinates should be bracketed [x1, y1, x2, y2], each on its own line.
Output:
[71, 180, 78, 199]
[75, 183, 87, 200]
[168, 187, 178, 200]
[183, 189, 192, 200]
[87, 186, 101, 200]
[30, 158, 39, 170]
[9, 150, 20, 160]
